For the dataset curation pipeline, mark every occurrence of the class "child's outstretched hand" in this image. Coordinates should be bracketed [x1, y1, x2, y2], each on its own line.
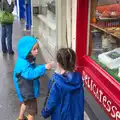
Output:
[45, 63, 52, 70]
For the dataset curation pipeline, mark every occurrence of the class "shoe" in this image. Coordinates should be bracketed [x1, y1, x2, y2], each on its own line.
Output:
[9, 51, 14, 55]
[2, 50, 8, 54]
[24, 116, 28, 120]
[16, 115, 28, 120]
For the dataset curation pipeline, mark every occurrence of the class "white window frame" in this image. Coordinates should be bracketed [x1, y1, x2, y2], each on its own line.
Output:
[56, 0, 77, 50]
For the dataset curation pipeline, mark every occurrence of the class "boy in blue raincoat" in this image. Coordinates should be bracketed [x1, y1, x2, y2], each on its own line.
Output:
[13, 36, 51, 120]
[42, 48, 84, 120]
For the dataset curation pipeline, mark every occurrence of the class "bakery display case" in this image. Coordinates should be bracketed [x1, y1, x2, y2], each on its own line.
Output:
[89, 0, 120, 82]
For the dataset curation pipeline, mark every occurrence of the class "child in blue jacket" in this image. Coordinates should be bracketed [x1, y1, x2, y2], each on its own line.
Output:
[42, 48, 84, 120]
[13, 36, 51, 120]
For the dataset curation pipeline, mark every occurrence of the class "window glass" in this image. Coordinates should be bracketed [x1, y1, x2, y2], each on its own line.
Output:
[32, 0, 56, 58]
[90, 0, 120, 82]
[39, 0, 56, 17]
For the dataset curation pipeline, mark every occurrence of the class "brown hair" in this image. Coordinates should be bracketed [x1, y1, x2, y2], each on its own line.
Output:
[56, 48, 76, 71]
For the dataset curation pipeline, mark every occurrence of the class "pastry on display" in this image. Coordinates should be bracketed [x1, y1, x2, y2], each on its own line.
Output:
[96, 4, 120, 18]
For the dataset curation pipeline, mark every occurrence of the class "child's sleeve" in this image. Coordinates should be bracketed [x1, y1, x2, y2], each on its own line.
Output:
[21, 64, 46, 80]
[41, 83, 60, 119]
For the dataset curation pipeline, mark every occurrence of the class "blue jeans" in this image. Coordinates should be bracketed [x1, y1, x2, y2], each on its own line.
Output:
[1, 24, 13, 53]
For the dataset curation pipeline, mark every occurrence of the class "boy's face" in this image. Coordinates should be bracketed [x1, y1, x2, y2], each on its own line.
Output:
[31, 43, 39, 57]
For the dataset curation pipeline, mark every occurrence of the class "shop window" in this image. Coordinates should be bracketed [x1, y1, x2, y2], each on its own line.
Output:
[33, 0, 57, 57]
[89, 0, 120, 82]
[38, 0, 56, 19]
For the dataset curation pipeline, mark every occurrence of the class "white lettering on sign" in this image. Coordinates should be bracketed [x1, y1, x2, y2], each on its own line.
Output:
[106, 101, 111, 112]
[116, 111, 120, 120]
[82, 72, 120, 120]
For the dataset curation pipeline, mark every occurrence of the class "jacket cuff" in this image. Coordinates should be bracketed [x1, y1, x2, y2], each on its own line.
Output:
[41, 108, 51, 119]
[40, 64, 46, 70]
[38, 64, 46, 73]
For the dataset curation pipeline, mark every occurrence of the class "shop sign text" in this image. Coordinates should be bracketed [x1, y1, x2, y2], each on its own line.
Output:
[82, 71, 120, 120]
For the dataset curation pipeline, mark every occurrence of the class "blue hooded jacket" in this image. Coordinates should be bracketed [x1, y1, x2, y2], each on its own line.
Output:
[42, 72, 84, 120]
[13, 36, 46, 102]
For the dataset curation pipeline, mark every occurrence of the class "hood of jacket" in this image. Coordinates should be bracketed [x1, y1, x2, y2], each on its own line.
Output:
[17, 36, 37, 59]
[53, 72, 83, 92]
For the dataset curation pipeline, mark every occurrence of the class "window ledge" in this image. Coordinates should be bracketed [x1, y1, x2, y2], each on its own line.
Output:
[37, 14, 56, 30]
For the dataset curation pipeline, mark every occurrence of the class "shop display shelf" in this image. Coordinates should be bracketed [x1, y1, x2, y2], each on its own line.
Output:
[90, 23, 120, 39]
